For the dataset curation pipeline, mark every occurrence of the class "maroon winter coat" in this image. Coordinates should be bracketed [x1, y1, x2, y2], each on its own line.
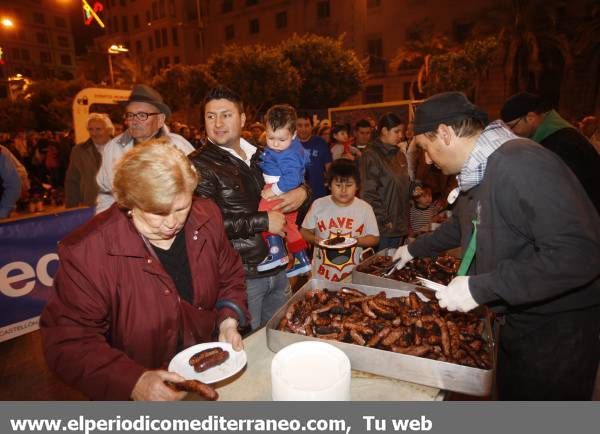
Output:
[40, 197, 248, 400]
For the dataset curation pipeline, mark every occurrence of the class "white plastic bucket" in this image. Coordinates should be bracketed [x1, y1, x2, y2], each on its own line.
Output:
[271, 341, 351, 401]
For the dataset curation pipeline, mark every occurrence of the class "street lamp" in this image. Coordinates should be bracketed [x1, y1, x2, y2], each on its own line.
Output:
[1, 18, 15, 29]
[107, 44, 128, 86]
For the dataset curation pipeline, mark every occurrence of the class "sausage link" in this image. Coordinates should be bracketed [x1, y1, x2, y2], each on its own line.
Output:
[193, 350, 230, 372]
[189, 347, 224, 366]
[165, 380, 218, 401]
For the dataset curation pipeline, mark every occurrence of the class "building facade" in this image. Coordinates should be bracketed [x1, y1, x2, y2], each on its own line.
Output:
[0, 0, 76, 85]
[96, 0, 497, 104]
[95, 0, 598, 116]
[95, 0, 206, 78]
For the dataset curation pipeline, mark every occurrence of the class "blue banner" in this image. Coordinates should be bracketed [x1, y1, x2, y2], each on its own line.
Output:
[0, 207, 94, 342]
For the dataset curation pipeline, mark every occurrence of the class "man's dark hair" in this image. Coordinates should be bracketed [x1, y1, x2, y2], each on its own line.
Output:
[296, 111, 312, 123]
[327, 158, 360, 187]
[378, 113, 403, 132]
[203, 86, 244, 113]
[424, 118, 486, 140]
[265, 104, 297, 134]
[355, 119, 371, 130]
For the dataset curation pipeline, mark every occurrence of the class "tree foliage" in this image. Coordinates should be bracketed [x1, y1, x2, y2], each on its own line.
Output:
[391, 31, 499, 99]
[426, 36, 500, 97]
[204, 44, 301, 118]
[0, 99, 35, 132]
[2, 34, 369, 130]
[152, 64, 210, 113]
[279, 34, 367, 108]
[26, 79, 92, 131]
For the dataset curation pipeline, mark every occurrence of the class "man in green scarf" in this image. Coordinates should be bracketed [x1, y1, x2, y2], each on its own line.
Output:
[501, 92, 600, 213]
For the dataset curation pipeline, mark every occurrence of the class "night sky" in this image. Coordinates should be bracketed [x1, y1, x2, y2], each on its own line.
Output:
[69, 1, 105, 56]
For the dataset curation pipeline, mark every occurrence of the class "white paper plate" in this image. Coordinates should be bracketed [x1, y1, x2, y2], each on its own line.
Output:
[318, 237, 357, 250]
[168, 342, 247, 384]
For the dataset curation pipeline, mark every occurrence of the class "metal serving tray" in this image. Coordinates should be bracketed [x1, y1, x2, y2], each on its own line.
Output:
[351, 248, 422, 290]
[266, 278, 495, 397]
[352, 248, 461, 293]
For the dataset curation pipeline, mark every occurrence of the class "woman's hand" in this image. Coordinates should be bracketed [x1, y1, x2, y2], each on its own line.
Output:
[218, 318, 244, 351]
[131, 370, 187, 401]
[273, 185, 308, 213]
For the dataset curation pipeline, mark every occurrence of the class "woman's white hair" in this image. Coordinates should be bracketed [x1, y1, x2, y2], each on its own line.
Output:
[87, 112, 115, 135]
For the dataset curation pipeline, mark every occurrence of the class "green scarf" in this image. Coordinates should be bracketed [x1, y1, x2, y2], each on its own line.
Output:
[531, 110, 574, 143]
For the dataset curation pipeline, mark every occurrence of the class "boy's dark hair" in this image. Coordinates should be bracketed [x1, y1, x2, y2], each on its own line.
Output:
[203, 86, 244, 114]
[327, 158, 360, 187]
[355, 119, 371, 130]
[331, 123, 350, 138]
[265, 104, 297, 134]
[297, 111, 312, 123]
[410, 180, 431, 198]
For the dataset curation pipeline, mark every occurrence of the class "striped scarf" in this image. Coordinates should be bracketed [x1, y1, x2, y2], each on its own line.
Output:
[457, 120, 518, 192]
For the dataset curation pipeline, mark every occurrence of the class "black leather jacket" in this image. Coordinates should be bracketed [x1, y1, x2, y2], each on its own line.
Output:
[359, 139, 410, 237]
[189, 141, 288, 278]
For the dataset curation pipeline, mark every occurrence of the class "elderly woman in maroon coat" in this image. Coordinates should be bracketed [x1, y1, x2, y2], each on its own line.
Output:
[41, 138, 249, 401]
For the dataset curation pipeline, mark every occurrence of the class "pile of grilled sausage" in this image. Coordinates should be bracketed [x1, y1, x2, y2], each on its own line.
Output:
[277, 287, 492, 369]
[356, 255, 460, 285]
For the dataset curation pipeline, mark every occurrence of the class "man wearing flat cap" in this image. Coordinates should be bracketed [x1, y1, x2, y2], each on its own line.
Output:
[500, 92, 600, 212]
[392, 91, 600, 400]
[96, 84, 194, 213]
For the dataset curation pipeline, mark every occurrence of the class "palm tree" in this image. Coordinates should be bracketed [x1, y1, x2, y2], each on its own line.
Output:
[474, 0, 573, 105]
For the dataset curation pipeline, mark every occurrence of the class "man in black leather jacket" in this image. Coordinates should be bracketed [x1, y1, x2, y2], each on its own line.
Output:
[189, 86, 309, 330]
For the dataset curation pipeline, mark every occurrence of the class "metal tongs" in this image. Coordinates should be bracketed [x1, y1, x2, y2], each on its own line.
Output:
[382, 258, 402, 277]
[415, 277, 447, 292]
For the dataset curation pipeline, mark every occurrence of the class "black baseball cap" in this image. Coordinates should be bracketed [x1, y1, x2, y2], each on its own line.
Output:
[500, 92, 543, 123]
[414, 91, 488, 135]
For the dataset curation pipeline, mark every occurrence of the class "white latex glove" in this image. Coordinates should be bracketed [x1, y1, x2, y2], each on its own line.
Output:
[435, 276, 479, 312]
[392, 244, 413, 270]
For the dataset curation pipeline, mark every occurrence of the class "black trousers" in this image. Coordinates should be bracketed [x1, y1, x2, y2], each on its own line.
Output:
[497, 306, 600, 400]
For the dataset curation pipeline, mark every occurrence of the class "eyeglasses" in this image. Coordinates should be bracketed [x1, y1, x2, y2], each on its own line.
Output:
[505, 117, 524, 131]
[124, 112, 161, 121]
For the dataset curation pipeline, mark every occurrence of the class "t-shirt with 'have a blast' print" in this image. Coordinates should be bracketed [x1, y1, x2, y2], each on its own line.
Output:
[302, 196, 379, 282]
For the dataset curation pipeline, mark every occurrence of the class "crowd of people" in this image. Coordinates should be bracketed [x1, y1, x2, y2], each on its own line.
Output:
[1, 83, 599, 401]
[1, 92, 599, 220]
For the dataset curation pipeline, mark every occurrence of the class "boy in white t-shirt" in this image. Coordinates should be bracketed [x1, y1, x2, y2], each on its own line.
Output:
[301, 158, 380, 281]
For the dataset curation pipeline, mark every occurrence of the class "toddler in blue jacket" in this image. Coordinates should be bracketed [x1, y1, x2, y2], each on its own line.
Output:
[257, 104, 311, 277]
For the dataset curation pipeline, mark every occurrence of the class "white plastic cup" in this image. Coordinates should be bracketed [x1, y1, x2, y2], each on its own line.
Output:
[271, 341, 351, 401]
